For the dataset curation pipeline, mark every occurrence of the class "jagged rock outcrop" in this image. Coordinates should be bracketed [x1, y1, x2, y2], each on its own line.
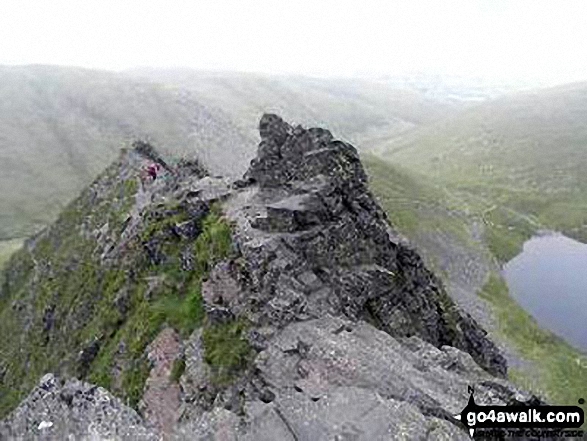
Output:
[1, 115, 548, 440]
[222, 114, 505, 377]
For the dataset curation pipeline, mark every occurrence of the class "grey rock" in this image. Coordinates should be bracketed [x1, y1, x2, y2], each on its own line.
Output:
[202, 261, 242, 309]
[140, 327, 183, 437]
[172, 407, 240, 441]
[166, 115, 555, 440]
[183, 176, 234, 203]
[76, 337, 102, 378]
[0, 373, 158, 440]
[178, 329, 216, 422]
[225, 114, 506, 377]
[174, 317, 534, 440]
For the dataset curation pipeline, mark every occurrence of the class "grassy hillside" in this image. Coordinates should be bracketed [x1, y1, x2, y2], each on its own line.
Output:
[380, 82, 587, 247]
[0, 147, 240, 416]
[0, 65, 251, 240]
[364, 155, 472, 241]
[364, 156, 587, 419]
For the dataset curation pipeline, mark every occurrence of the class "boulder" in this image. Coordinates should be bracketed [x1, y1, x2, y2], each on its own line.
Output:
[0, 374, 158, 440]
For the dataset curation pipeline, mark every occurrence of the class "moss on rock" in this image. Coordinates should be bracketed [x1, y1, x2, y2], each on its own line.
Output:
[202, 318, 253, 387]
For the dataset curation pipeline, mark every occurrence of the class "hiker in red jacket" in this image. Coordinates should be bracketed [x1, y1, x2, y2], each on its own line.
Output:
[140, 163, 161, 189]
[147, 163, 161, 181]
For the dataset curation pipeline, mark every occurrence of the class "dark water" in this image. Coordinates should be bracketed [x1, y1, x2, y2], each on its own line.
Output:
[502, 233, 587, 353]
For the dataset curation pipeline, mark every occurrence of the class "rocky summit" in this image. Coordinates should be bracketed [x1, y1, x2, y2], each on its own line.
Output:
[0, 115, 544, 440]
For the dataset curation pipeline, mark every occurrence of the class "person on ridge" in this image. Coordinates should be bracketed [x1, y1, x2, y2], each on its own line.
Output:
[147, 163, 161, 181]
[140, 163, 161, 189]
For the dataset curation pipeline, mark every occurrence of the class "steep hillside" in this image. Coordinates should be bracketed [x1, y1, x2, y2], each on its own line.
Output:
[363, 156, 587, 417]
[0, 116, 551, 440]
[126, 68, 457, 148]
[0, 65, 252, 240]
[363, 156, 495, 327]
[379, 82, 587, 247]
[0, 143, 233, 415]
[1, 65, 459, 243]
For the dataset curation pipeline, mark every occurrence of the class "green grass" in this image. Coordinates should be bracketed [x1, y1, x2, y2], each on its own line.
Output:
[86, 203, 233, 405]
[0, 161, 148, 414]
[150, 287, 205, 338]
[484, 225, 529, 263]
[364, 155, 473, 245]
[482, 206, 536, 263]
[170, 357, 186, 383]
[202, 318, 253, 386]
[380, 83, 587, 250]
[479, 274, 587, 421]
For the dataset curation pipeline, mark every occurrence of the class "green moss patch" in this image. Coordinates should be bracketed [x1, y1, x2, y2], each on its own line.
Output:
[482, 206, 536, 263]
[85, 204, 233, 406]
[202, 318, 253, 386]
[170, 357, 186, 383]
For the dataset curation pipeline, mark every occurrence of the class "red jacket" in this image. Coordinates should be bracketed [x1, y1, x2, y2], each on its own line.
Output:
[147, 163, 160, 178]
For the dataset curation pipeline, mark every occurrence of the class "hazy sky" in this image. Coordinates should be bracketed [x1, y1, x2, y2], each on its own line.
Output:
[1, 0, 586, 85]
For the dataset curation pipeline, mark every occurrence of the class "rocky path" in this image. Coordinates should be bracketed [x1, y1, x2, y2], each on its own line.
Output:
[141, 328, 183, 438]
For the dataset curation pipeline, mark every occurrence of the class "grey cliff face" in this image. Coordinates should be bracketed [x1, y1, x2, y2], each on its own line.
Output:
[228, 114, 506, 377]
[2, 115, 548, 441]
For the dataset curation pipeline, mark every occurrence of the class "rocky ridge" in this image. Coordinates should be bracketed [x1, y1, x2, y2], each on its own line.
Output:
[1, 115, 547, 440]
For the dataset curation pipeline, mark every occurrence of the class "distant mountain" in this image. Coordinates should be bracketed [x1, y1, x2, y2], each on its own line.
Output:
[125, 68, 457, 148]
[378, 82, 587, 245]
[374, 72, 546, 103]
[1, 65, 460, 240]
[0, 65, 252, 239]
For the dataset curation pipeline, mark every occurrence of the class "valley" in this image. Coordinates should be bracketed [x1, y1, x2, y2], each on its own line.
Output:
[376, 82, 587, 248]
